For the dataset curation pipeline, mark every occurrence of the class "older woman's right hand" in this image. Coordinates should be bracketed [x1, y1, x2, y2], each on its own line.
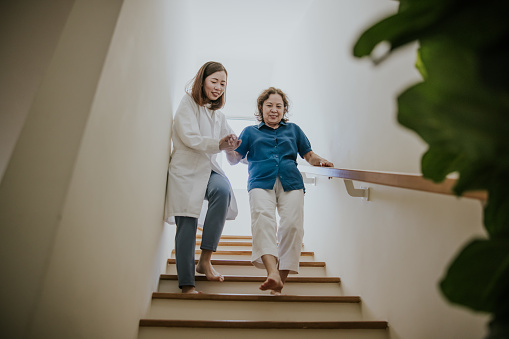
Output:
[219, 134, 241, 151]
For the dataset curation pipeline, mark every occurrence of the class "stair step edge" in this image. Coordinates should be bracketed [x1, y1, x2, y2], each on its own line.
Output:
[166, 259, 325, 267]
[171, 250, 314, 256]
[160, 274, 340, 283]
[199, 235, 253, 240]
[196, 242, 304, 246]
[198, 242, 253, 246]
[139, 319, 387, 329]
[151, 292, 359, 303]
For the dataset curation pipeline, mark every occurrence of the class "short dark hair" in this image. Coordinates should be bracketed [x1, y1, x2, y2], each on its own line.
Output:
[255, 87, 290, 123]
[186, 61, 227, 110]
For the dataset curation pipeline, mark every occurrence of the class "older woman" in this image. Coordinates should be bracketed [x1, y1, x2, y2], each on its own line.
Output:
[165, 61, 241, 294]
[227, 87, 333, 294]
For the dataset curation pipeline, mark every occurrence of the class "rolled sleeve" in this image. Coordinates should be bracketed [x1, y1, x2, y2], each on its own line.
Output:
[235, 128, 250, 158]
[295, 125, 312, 158]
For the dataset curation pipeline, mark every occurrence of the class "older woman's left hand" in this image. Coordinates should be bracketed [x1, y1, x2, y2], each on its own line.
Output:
[318, 159, 334, 167]
[303, 151, 334, 168]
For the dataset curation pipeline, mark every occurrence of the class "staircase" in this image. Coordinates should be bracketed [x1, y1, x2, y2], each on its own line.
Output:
[138, 233, 389, 338]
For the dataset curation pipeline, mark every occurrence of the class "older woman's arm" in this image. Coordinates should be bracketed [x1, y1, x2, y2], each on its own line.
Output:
[303, 151, 334, 167]
[226, 150, 243, 165]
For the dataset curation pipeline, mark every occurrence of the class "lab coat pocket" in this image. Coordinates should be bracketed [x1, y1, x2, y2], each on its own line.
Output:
[169, 150, 200, 174]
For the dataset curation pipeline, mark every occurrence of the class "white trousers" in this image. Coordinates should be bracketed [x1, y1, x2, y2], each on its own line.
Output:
[249, 177, 304, 274]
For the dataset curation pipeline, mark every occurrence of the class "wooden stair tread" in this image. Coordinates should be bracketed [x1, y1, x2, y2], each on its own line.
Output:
[160, 274, 340, 283]
[139, 319, 387, 329]
[171, 250, 314, 256]
[152, 292, 359, 303]
[198, 241, 252, 246]
[196, 241, 304, 247]
[198, 234, 252, 240]
[147, 234, 389, 332]
[167, 259, 325, 267]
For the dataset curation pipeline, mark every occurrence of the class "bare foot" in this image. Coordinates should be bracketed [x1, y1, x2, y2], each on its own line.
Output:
[260, 273, 283, 291]
[182, 286, 202, 294]
[196, 261, 225, 282]
[270, 289, 283, 296]
[270, 270, 289, 295]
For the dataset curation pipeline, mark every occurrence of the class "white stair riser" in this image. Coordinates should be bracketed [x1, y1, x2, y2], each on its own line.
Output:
[171, 253, 316, 261]
[196, 245, 254, 251]
[146, 299, 362, 321]
[139, 327, 389, 339]
[157, 280, 343, 295]
[166, 265, 327, 277]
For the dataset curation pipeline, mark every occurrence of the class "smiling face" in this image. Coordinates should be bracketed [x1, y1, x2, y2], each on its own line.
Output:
[262, 93, 285, 128]
[203, 71, 227, 102]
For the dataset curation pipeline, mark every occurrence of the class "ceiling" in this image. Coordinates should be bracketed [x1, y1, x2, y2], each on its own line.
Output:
[183, 0, 315, 119]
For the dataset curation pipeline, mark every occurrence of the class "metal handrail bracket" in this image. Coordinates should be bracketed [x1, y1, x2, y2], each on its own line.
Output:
[344, 179, 370, 201]
[301, 172, 316, 186]
[298, 165, 487, 201]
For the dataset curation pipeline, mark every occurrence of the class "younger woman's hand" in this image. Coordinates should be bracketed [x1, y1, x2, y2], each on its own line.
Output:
[219, 134, 241, 151]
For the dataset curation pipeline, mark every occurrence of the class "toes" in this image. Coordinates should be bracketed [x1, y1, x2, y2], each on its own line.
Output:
[203, 268, 224, 282]
[260, 277, 281, 291]
[213, 270, 224, 282]
[182, 288, 201, 294]
[196, 263, 224, 282]
[210, 274, 224, 282]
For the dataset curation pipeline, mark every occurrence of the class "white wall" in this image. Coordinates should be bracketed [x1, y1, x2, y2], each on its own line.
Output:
[0, 1, 490, 337]
[0, 1, 123, 337]
[271, 0, 489, 338]
[0, 0, 188, 337]
[0, 0, 76, 182]
[29, 0, 190, 337]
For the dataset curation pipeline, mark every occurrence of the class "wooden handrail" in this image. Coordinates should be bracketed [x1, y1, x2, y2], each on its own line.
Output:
[300, 166, 487, 201]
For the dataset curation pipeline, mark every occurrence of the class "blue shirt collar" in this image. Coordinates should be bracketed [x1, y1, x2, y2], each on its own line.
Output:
[257, 121, 287, 129]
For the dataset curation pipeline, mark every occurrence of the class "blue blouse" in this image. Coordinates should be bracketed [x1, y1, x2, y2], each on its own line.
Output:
[235, 121, 312, 192]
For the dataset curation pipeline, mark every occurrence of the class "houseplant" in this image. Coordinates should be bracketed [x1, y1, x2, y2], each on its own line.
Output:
[353, 0, 509, 337]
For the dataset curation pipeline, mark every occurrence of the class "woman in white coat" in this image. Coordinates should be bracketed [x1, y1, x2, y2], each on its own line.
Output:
[165, 61, 241, 294]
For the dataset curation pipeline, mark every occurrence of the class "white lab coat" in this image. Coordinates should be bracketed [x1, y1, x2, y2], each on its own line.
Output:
[164, 94, 238, 222]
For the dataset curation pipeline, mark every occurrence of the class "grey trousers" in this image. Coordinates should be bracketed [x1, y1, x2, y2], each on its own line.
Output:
[174, 171, 231, 288]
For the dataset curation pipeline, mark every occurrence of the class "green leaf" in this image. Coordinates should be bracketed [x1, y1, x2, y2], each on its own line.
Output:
[420, 147, 461, 182]
[440, 239, 509, 313]
[353, 1, 509, 63]
[398, 41, 509, 161]
[486, 315, 509, 339]
[479, 32, 509, 95]
[353, 0, 452, 60]
[397, 84, 494, 161]
[397, 0, 411, 13]
[353, 0, 509, 327]
[415, 48, 427, 79]
[484, 183, 509, 238]
[452, 163, 492, 196]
